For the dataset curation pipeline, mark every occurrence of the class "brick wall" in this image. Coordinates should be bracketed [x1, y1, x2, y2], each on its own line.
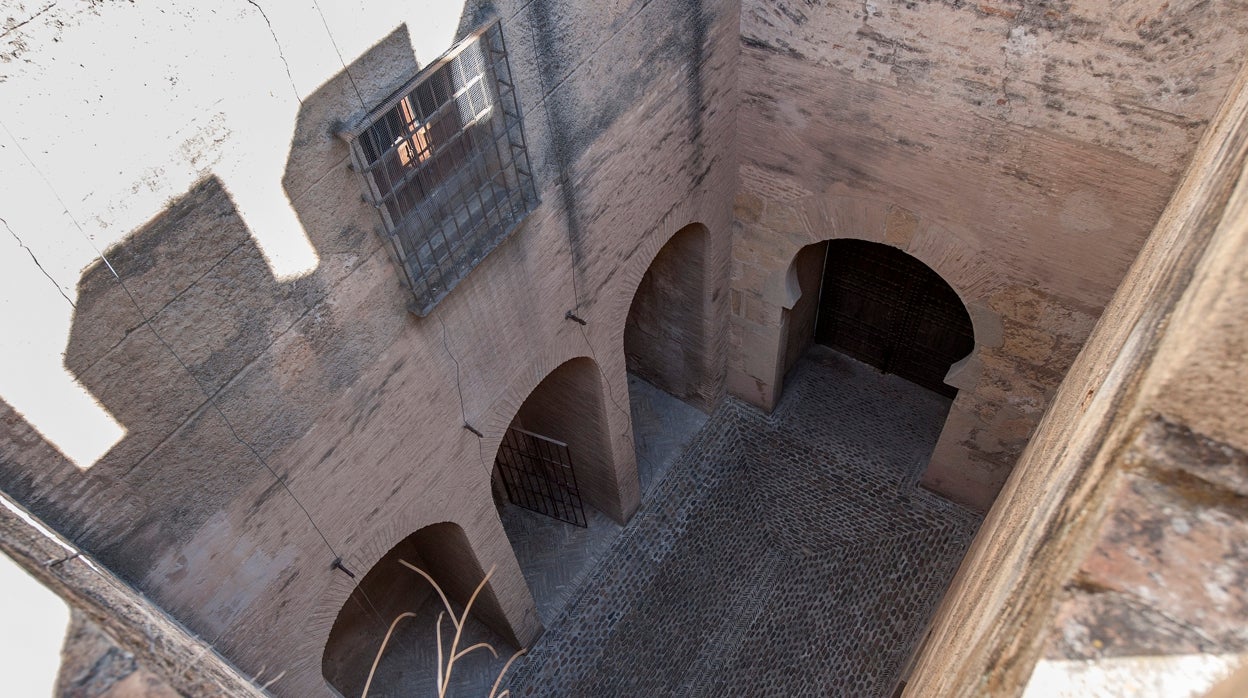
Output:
[0, 0, 738, 693]
[730, 0, 1248, 509]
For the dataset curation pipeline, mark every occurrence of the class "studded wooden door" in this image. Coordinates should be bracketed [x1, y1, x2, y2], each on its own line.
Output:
[814, 240, 974, 398]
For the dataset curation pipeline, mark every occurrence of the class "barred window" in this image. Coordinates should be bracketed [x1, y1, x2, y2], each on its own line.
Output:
[342, 21, 537, 316]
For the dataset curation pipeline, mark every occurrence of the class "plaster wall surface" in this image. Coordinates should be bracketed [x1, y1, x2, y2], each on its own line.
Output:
[0, 0, 738, 693]
[730, 0, 1248, 508]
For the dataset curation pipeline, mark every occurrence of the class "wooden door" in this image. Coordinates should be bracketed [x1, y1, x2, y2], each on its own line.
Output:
[815, 241, 973, 397]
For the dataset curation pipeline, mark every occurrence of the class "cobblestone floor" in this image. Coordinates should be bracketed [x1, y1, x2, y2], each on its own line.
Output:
[351, 377, 709, 698]
[498, 374, 709, 626]
[505, 346, 982, 697]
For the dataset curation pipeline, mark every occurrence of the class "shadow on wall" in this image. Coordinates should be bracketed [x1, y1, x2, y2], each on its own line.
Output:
[0, 19, 486, 591]
[623, 223, 711, 410]
[3, 175, 389, 584]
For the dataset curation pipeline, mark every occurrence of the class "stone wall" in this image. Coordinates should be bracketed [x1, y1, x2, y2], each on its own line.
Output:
[906, 59, 1248, 697]
[0, 495, 260, 697]
[623, 223, 714, 409]
[0, 0, 738, 694]
[730, 0, 1248, 509]
[781, 241, 824, 378]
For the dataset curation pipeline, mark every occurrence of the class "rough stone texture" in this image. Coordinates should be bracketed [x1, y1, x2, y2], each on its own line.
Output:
[57, 610, 182, 698]
[0, 496, 262, 697]
[508, 347, 980, 696]
[743, 0, 1246, 174]
[729, 0, 1248, 509]
[0, 0, 738, 694]
[1033, 70, 1248, 681]
[905, 60, 1248, 697]
[1051, 435, 1248, 660]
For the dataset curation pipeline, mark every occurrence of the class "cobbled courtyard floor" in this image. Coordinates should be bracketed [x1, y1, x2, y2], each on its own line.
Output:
[505, 346, 982, 697]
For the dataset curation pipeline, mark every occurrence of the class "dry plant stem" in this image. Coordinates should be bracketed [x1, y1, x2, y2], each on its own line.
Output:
[454, 642, 500, 662]
[363, 561, 521, 698]
[399, 560, 458, 627]
[360, 611, 419, 698]
[440, 565, 497, 696]
[436, 612, 446, 692]
[488, 649, 527, 698]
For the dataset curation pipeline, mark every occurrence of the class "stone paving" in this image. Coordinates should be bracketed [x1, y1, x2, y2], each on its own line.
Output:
[505, 346, 982, 697]
[347, 377, 708, 698]
[499, 374, 709, 626]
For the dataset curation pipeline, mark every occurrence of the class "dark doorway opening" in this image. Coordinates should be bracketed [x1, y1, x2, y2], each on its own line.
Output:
[623, 223, 712, 501]
[813, 240, 973, 398]
[321, 523, 514, 698]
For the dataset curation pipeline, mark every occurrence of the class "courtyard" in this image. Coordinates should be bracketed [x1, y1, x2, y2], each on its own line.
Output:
[360, 345, 981, 697]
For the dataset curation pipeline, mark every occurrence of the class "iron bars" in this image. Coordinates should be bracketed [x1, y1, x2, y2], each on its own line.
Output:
[495, 427, 588, 528]
[342, 20, 537, 316]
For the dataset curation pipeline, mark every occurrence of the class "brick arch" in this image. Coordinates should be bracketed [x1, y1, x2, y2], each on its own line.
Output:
[763, 194, 1007, 349]
[320, 521, 514, 697]
[731, 192, 1012, 511]
[300, 490, 538, 695]
[479, 357, 621, 521]
[601, 207, 709, 336]
[615, 222, 710, 317]
[618, 222, 714, 408]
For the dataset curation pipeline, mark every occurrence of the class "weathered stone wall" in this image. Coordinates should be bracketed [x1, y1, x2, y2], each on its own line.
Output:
[623, 223, 712, 409]
[906, 59, 1248, 697]
[0, 0, 738, 694]
[510, 357, 621, 520]
[731, 0, 1248, 509]
[0, 495, 261, 697]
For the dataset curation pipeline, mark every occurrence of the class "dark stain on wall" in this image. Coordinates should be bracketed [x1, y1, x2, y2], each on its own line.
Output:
[527, 0, 716, 284]
[683, 0, 710, 187]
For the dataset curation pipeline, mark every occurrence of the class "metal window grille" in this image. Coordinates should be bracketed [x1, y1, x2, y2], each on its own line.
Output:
[342, 20, 537, 316]
[495, 427, 588, 528]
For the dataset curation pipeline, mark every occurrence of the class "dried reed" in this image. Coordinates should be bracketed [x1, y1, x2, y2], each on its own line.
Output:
[360, 562, 525, 698]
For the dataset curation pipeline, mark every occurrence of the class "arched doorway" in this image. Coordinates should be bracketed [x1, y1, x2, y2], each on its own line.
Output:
[782, 239, 974, 398]
[491, 357, 622, 625]
[624, 223, 711, 405]
[321, 523, 515, 698]
[623, 223, 714, 497]
[817, 239, 973, 397]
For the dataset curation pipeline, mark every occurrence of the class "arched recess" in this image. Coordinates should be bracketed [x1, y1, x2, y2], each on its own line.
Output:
[782, 239, 975, 398]
[619, 222, 719, 498]
[489, 356, 622, 625]
[321, 522, 515, 698]
[623, 222, 712, 407]
[497, 357, 616, 516]
[738, 196, 1003, 414]
[730, 193, 1013, 509]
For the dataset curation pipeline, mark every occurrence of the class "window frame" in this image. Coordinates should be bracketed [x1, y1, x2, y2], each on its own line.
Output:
[340, 20, 538, 316]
